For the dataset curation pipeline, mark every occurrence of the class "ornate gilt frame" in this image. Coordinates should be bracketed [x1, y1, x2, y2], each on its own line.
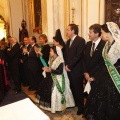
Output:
[105, 0, 120, 27]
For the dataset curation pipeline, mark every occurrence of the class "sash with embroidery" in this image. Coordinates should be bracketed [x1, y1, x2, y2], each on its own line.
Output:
[49, 57, 66, 105]
[38, 46, 47, 67]
[103, 43, 120, 93]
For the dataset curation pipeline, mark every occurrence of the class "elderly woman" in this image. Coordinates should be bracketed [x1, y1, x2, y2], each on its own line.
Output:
[85, 22, 120, 120]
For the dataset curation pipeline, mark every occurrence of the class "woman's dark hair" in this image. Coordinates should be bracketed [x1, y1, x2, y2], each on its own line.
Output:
[31, 36, 37, 43]
[89, 24, 101, 37]
[101, 24, 110, 33]
[51, 46, 58, 55]
[53, 29, 65, 47]
[69, 24, 79, 35]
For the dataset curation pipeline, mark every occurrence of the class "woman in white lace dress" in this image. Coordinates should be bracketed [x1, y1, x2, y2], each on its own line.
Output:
[39, 46, 75, 113]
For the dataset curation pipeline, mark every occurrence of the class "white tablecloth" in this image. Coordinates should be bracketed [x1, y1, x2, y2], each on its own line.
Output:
[0, 98, 50, 120]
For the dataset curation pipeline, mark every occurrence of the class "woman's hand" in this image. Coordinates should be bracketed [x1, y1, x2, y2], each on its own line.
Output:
[34, 46, 39, 52]
[42, 67, 51, 72]
[88, 77, 94, 83]
[34, 46, 43, 56]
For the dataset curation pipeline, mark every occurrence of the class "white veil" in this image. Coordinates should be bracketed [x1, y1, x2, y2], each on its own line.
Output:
[56, 46, 70, 85]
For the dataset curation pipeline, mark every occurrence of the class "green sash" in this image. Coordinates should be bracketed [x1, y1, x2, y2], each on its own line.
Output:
[40, 56, 47, 67]
[38, 46, 47, 67]
[103, 43, 120, 93]
[51, 74, 66, 104]
[49, 58, 66, 105]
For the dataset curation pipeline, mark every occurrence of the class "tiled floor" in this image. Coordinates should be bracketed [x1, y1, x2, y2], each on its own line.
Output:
[22, 86, 86, 120]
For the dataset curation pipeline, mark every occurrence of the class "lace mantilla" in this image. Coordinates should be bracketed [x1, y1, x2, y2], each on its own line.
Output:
[107, 42, 120, 64]
[51, 56, 64, 70]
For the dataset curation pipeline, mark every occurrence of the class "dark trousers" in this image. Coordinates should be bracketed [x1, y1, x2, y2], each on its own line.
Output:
[28, 68, 41, 90]
[11, 65, 21, 91]
[68, 73, 84, 111]
[19, 63, 25, 84]
[23, 63, 29, 85]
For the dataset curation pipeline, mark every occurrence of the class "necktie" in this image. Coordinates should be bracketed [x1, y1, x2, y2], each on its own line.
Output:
[90, 43, 95, 57]
[69, 39, 73, 47]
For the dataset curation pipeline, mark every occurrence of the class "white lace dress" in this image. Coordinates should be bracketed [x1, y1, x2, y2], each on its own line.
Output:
[50, 56, 75, 113]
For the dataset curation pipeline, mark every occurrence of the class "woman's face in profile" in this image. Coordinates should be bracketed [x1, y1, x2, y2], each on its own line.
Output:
[39, 37, 45, 45]
[101, 29, 108, 42]
[49, 48, 55, 57]
[53, 39, 59, 46]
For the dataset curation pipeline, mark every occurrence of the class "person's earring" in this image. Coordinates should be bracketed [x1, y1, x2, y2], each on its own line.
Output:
[106, 36, 109, 40]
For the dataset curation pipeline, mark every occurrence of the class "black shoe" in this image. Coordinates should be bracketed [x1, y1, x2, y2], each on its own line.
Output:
[15, 90, 21, 94]
[77, 109, 83, 115]
[86, 114, 95, 120]
[28, 86, 32, 90]
[12, 90, 21, 95]
[12, 88, 16, 90]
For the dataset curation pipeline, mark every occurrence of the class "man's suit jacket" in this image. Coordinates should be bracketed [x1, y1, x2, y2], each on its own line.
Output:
[22, 44, 31, 66]
[7, 43, 20, 71]
[83, 39, 105, 77]
[28, 44, 40, 71]
[64, 36, 86, 77]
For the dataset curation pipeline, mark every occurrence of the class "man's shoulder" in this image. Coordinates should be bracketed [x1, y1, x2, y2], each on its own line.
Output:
[86, 40, 92, 46]
[75, 35, 85, 40]
[75, 36, 86, 44]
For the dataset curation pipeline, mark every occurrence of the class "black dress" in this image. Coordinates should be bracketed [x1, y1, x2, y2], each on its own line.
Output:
[85, 59, 120, 120]
[37, 63, 63, 109]
[39, 44, 50, 79]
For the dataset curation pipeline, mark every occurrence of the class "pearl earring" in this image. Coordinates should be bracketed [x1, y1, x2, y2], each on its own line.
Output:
[106, 36, 109, 40]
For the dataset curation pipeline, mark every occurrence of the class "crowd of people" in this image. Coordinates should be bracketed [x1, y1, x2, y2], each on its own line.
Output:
[0, 22, 120, 120]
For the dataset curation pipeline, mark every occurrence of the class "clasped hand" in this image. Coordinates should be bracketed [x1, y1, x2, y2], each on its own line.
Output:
[42, 67, 51, 72]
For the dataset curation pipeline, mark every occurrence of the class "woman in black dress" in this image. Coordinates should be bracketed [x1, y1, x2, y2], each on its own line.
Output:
[34, 34, 51, 101]
[85, 22, 120, 120]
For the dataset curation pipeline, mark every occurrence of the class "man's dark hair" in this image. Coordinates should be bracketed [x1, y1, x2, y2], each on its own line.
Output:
[89, 24, 101, 37]
[69, 24, 79, 35]
[31, 36, 36, 43]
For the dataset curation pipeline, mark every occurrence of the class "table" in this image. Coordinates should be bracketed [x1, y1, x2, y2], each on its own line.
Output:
[0, 98, 50, 120]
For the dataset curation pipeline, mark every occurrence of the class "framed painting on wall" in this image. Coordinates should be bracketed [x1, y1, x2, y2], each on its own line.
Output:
[105, 0, 120, 28]
[33, 0, 42, 34]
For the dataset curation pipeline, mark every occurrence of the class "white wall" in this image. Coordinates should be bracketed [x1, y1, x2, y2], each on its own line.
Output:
[82, 0, 105, 41]
[1, 0, 105, 42]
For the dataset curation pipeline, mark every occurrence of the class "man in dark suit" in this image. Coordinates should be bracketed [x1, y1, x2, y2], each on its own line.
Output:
[20, 37, 31, 86]
[23, 36, 41, 91]
[84, 24, 105, 84]
[7, 37, 21, 93]
[64, 24, 86, 115]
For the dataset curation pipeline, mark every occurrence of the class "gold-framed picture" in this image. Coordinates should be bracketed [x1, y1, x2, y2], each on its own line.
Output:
[32, 0, 42, 34]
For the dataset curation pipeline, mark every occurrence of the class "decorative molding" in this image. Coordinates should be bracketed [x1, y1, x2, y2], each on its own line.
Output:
[80, 0, 82, 36]
[41, 0, 47, 35]
[98, 0, 100, 23]
[64, 0, 70, 39]
[86, 0, 88, 37]
[21, 0, 24, 19]
[8, 0, 13, 36]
